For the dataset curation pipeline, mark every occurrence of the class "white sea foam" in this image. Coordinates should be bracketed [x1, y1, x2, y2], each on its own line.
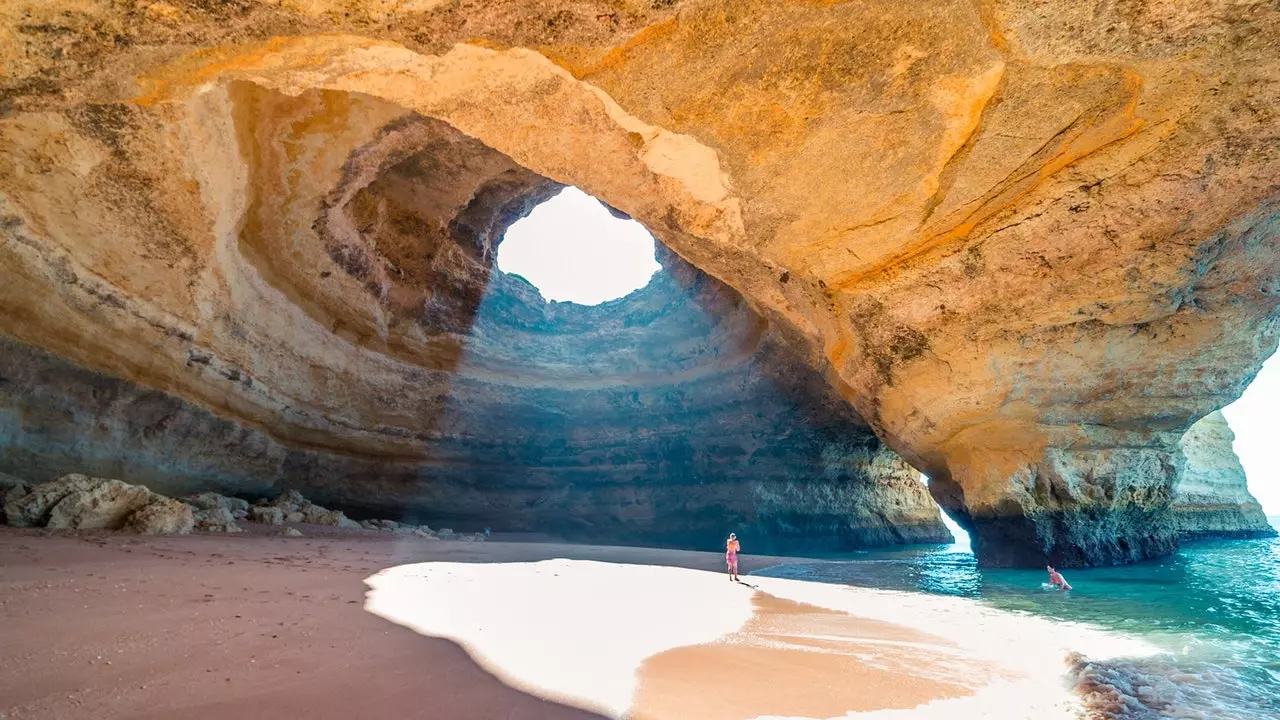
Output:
[1066, 652, 1280, 720]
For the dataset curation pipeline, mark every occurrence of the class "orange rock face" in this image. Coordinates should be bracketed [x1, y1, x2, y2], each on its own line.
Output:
[0, 0, 1276, 565]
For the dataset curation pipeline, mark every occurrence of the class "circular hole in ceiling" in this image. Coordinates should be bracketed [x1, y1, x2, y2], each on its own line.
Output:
[496, 187, 661, 306]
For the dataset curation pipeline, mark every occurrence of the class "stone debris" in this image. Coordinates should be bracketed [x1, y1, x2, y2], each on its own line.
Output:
[183, 492, 250, 519]
[125, 497, 195, 535]
[0, 471, 31, 512]
[3, 476, 484, 541]
[5, 474, 108, 528]
[263, 490, 361, 528]
[4, 474, 192, 534]
[193, 507, 243, 533]
[248, 506, 284, 525]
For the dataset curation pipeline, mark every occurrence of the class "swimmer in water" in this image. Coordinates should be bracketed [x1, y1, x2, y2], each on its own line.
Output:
[726, 533, 741, 582]
[1046, 565, 1073, 591]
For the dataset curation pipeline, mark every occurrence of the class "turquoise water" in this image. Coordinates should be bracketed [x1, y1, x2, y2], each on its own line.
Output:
[755, 517, 1280, 719]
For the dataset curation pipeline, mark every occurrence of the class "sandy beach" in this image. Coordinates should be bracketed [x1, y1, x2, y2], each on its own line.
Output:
[0, 527, 1114, 719]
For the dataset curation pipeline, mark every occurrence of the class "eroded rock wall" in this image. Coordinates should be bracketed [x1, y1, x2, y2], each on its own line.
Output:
[1173, 411, 1276, 540]
[0, 247, 951, 552]
[0, 0, 1276, 565]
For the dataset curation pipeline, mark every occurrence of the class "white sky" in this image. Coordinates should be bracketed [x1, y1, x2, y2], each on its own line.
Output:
[1223, 351, 1280, 515]
[500, 190, 1277, 515]
[496, 186, 660, 305]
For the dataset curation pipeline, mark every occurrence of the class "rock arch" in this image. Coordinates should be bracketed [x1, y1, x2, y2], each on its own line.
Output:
[1, 0, 1277, 565]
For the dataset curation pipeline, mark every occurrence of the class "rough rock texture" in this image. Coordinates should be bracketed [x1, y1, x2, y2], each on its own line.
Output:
[0, 471, 28, 512]
[184, 492, 250, 517]
[46, 478, 156, 530]
[5, 474, 111, 528]
[1173, 412, 1276, 540]
[269, 490, 368, 529]
[0, 252, 951, 552]
[248, 506, 284, 526]
[193, 506, 242, 533]
[124, 496, 195, 535]
[4, 473, 193, 534]
[0, 1, 1276, 564]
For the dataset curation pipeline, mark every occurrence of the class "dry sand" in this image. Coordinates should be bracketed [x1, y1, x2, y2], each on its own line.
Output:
[0, 527, 1106, 719]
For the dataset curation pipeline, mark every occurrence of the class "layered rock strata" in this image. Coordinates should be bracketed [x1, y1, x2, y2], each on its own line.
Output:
[0, 0, 1276, 565]
[0, 247, 951, 552]
[1173, 412, 1276, 540]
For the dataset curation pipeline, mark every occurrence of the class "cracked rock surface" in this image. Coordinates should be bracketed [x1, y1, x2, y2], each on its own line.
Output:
[1, 0, 1276, 565]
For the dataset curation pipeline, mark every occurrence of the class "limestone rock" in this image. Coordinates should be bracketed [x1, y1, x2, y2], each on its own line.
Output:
[123, 497, 194, 535]
[284, 512, 305, 524]
[1173, 412, 1276, 540]
[5, 474, 112, 528]
[0, 472, 29, 517]
[194, 507, 243, 533]
[0, 1, 1274, 566]
[1, 484, 29, 511]
[47, 479, 156, 530]
[4, 473, 193, 534]
[249, 506, 285, 525]
[183, 492, 250, 515]
[272, 490, 308, 512]
[280, 527, 304, 537]
[302, 505, 344, 526]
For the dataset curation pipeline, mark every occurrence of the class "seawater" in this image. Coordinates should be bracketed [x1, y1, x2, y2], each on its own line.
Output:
[754, 517, 1280, 719]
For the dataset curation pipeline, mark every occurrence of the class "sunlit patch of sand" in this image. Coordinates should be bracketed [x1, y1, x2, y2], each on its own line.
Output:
[364, 560, 1161, 719]
[629, 592, 982, 720]
[364, 559, 755, 716]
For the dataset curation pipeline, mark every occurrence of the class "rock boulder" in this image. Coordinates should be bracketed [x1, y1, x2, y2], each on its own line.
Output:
[249, 506, 285, 525]
[5, 474, 113, 528]
[194, 507, 243, 533]
[46, 479, 156, 530]
[0, 472, 29, 516]
[124, 497, 195, 535]
[184, 492, 250, 516]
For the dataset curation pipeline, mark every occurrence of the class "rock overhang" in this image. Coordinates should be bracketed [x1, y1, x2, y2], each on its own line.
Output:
[0, 0, 1276, 565]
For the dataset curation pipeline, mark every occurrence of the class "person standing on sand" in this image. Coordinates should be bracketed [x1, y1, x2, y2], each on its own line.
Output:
[1046, 565, 1073, 591]
[726, 533, 741, 582]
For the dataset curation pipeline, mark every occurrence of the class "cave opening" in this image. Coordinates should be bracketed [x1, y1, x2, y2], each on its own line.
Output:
[495, 186, 661, 306]
[919, 474, 970, 549]
[1222, 349, 1280, 519]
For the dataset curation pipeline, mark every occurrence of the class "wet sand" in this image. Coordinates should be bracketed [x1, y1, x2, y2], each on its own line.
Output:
[630, 592, 977, 720]
[1, 527, 1079, 719]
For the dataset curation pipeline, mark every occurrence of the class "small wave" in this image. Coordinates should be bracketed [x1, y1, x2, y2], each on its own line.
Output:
[1066, 652, 1280, 720]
